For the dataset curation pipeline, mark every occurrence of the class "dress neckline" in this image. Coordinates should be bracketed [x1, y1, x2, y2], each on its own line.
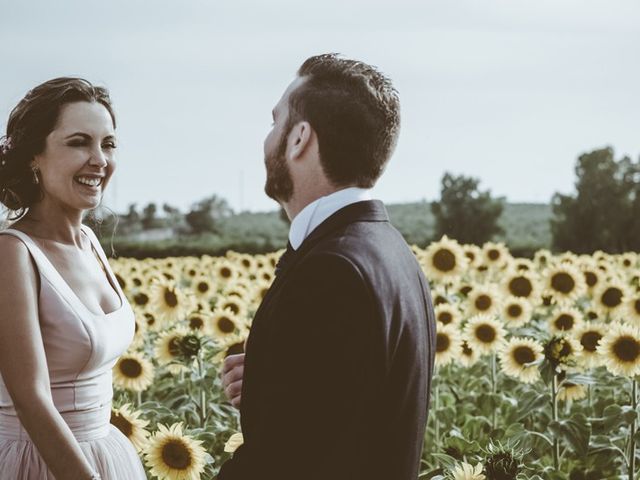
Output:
[2, 225, 125, 317]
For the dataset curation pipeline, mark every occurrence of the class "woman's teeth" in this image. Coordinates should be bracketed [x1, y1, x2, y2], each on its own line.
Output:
[75, 176, 103, 187]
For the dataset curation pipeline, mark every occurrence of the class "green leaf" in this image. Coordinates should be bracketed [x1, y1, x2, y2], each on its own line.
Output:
[548, 413, 591, 457]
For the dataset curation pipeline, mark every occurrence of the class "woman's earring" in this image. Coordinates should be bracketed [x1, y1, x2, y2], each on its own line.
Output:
[32, 166, 40, 184]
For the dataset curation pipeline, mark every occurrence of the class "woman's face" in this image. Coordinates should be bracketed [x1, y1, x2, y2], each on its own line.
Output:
[34, 101, 116, 212]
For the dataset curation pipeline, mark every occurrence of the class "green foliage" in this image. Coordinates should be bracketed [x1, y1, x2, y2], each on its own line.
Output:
[551, 147, 640, 253]
[185, 195, 233, 234]
[431, 173, 506, 245]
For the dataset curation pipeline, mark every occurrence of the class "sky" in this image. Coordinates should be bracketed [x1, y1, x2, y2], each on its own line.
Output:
[1, 0, 638, 213]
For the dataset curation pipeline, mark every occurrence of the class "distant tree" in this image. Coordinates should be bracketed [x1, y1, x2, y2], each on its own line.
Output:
[162, 203, 183, 227]
[185, 195, 233, 234]
[431, 173, 505, 245]
[551, 147, 640, 253]
[141, 203, 158, 230]
[118, 203, 142, 234]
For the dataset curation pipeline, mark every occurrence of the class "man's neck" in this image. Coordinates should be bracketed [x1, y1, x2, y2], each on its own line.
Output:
[283, 183, 353, 221]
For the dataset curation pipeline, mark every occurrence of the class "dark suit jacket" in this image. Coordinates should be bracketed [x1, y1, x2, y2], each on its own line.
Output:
[218, 200, 436, 480]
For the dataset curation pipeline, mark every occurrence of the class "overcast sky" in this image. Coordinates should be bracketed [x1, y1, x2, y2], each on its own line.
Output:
[1, 0, 638, 213]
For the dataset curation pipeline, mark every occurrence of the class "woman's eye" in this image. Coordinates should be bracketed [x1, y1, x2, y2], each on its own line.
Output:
[103, 142, 117, 149]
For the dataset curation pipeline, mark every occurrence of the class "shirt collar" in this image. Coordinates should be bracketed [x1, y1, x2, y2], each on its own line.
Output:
[288, 187, 372, 250]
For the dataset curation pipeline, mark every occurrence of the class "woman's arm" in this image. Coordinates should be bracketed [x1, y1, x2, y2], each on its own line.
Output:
[0, 235, 99, 480]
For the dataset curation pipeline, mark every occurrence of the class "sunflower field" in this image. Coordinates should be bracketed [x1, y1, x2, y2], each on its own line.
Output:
[107, 238, 640, 480]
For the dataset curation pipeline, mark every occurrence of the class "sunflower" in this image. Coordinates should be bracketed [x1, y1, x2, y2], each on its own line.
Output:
[191, 276, 216, 300]
[593, 280, 629, 319]
[464, 315, 507, 356]
[111, 403, 150, 452]
[544, 263, 586, 304]
[544, 335, 582, 373]
[451, 461, 486, 480]
[458, 339, 481, 367]
[435, 323, 463, 368]
[462, 244, 483, 269]
[580, 262, 604, 294]
[421, 236, 467, 281]
[548, 307, 584, 335]
[130, 311, 148, 348]
[597, 322, 640, 377]
[214, 259, 239, 283]
[142, 310, 162, 332]
[434, 304, 462, 327]
[130, 289, 152, 309]
[113, 352, 154, 392]
[210, 308, 242, 338]
[144, 423, 207, 480]
[574, 322, 606, 369]
[186, 312, 211, 333]
[498, 337, 544, 384]
[150, 279, 195, 324]
[625, 294, 640, 326]
[430, 287, 452, 307]
[533, 249, 553, 269]
[466, 286, 502, 317]
[216, 297, 248, 319]
[620, 252, 638, 270]
[502, 270, 540, 303]
[224, 432, 244, 453]
[557, 382, 587, 403]
[155, 328, 190, 366]
[482, 241, 511, 270]
[501, 296, 532, 328]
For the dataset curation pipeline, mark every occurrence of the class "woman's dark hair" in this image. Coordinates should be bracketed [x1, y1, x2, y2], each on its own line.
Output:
[288, 53, 401, 188]
[0, 77, 115, 219]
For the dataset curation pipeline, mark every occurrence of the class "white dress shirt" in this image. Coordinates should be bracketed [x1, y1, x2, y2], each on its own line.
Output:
[288, 187, 373, 250]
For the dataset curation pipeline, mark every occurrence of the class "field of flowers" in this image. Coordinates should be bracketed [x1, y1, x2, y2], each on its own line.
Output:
[107, 238, 640, 480]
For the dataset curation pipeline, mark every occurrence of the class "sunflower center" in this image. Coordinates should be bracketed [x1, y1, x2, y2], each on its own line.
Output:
[164, 290, 178, 308]
[475, 295, 492, 311]
[513, 346, 535, 366]
[119, 359, 142, 378]
[134, 293, 149, 307]
[507, 304, 523, 318]
[110, 411, 133, 437]
[223, 303, 240, 315]
[635, 299, 640, 315]
[460, 285, 472, 296]
[581, 331, 602, 352]
[555, 314, 574, 331]
[220, 267, 232, 278]
[488, 249, 500, 261]
[551, 272, 575, 294]
[613, 336, 640, 363]
[461, 341, 473, 356]
[602, 287, 623, 308]
[434, 295, 448, 306]
[509, 277, 532, 297]
[145, 313, 156, 327]
[476, 324, 497, 343]
[115, 273, 126, 289]
[161, 439, 193, 470]
[218, 317, 235, 333]
[433, 249, 456, 272]
[189, 316, 204, 329]
[197, 282, 210, 294]
[438, 312, 453, 325]
[168, 337, 182, 357]
[584, 271, 597, 287]
[436, 333, 451, 353]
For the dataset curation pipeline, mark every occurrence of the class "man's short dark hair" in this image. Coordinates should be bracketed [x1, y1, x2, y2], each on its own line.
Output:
[288, 53, 400, 188]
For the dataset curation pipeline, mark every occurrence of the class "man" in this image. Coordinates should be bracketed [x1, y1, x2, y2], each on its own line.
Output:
[218, 53, 436, 480]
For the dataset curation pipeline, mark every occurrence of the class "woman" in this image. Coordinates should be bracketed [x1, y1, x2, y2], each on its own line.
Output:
[0, 78, 146, 479]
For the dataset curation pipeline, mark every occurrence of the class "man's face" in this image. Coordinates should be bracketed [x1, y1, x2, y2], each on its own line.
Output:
[263, 77, 305, 203]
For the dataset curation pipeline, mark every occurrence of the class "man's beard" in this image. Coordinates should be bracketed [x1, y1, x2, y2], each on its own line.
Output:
[264, 127, 294, 203]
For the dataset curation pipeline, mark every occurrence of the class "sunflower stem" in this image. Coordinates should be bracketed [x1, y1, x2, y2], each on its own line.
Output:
[629, 378, 637, 480]
[551, 372, 560, 471]
[491, 352, 497, 431]
[137, 390, 142, 408]
[199, 355, 207, 428]
[434, 376, 441, 455]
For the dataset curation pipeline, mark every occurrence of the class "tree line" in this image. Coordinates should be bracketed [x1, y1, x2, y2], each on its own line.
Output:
[101, 146, 639, 255]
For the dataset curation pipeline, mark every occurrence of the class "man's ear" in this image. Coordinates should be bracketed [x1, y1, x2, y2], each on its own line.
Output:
[288, 121, 313, 160]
